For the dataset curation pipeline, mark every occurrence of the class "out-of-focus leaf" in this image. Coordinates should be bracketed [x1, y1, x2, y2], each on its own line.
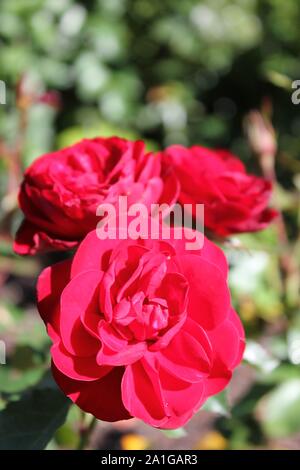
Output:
[0, 256, 40, 277]
[234, 226, 278, 251]
[54, 404, 81, 448]
[287, 321, 300, 365]
[162, 427, 187, 439]
[0, 239, 15, 257]
[0, 375, 70, 449]
[228, 243, 283, 321]
[228, 250, 269, 294]
[264, 70, 292, 90]
[57, 124, 157, 152]
[243, 341, 280, 373]
[257, 364, 300, 385]
[55, 423, 79, 449]
[74, 52, 110, 100]
[258, 379, 300, 438]
[0, 366, 44, 394]
[57, 124, 139, 149]
[202, 390, 230, 417]
[23, 104, 56, 166]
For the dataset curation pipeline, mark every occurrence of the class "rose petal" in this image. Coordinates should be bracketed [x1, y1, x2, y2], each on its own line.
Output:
[14, 219, 78, 255]
[170, 255, 230, 329]
[97, 322, 147, 366]
[59, 270, 102, 356]
[157, 318, 212, 382]
[37, 259, 72, 342]
[71, 230, 118, 277]
[52, 342, 111, 381]
[52, 363, 131, 422]
[121, 358, 169, 428]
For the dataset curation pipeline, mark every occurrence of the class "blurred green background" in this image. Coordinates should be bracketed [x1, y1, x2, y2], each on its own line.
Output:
[0, 0, 300, 450]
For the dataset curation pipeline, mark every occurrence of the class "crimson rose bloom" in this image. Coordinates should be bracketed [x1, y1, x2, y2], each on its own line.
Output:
[37, 221, 244, 429]
[14, 137, 178, 255]
[162, 145, 278, 237]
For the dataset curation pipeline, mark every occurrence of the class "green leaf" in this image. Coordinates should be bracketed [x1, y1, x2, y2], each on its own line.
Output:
[0, 376, 70, 449]
[258, 379, 300, 438]
[287, 323, 300, 365]
[57, 123, 139, 149]
[0, 366, 44, 394]
[256, 364, 300, 385]
[23, 105, 56, 167]
[202, 390, 230, 417]
[243, 341, 279, 373]
[55, 422, 80, 448]
[162, 427, 187, 439]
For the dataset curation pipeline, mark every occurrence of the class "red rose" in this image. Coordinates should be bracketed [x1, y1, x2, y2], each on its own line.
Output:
[162, 145, 278, 237]
[37, 219, 244, 429]
[14, 137, 178, 255]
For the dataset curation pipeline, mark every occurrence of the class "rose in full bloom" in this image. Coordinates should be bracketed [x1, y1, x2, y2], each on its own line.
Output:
[162, 145, 278, 237]
[14, 137, 178, 255]
[37, 219, 245, 429]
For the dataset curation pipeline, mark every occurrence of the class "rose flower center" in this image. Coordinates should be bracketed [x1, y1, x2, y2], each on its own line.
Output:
[112, 292, 170, 343]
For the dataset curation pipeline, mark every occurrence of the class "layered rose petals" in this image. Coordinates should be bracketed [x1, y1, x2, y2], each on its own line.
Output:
[37, 221, 245, 428]
[14, 137, 179, 255]
[162, 145, 278, 237]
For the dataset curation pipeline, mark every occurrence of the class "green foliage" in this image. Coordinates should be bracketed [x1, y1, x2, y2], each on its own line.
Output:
[0, 0, 299, 155]
[203, 390, 230, 417]
[162, 428, 187, 439]
[258, 379, 300, 438]
[0, 374, 70, 450]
